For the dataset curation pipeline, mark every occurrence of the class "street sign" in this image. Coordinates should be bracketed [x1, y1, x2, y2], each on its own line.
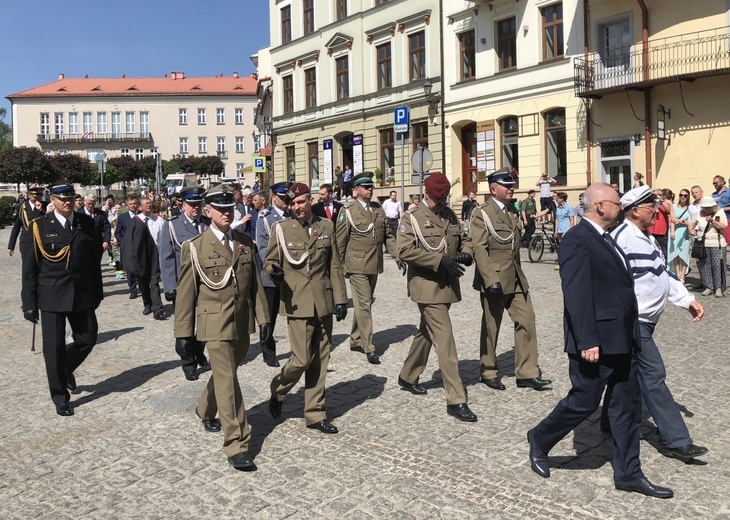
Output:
[411, 147, 433, 173]
[252, 156, 266, 173]
[394, 106, 409, 134]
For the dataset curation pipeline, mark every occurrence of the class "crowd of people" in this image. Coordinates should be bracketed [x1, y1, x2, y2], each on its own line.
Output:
[7, 169, 713, 493]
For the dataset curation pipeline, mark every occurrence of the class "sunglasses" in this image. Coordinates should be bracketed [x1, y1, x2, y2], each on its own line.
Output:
[680, 193, 689, 197]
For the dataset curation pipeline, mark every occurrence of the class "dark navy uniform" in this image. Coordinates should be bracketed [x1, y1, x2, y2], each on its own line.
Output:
[8, 194, 47, 259]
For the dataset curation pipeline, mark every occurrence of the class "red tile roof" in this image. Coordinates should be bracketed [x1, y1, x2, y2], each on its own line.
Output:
[8, 73, 257, 99]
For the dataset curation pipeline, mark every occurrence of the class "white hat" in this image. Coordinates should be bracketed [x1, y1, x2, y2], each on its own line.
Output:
[699, 196, 718, 208]
[620, 186, 657, 210]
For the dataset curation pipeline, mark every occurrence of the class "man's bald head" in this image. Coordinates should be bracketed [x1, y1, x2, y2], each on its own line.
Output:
[583, 183, 621, 230]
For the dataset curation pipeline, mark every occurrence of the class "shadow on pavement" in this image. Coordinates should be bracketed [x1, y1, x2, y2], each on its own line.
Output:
[373, 324, 418, 355]
[96, 326, 145, 345]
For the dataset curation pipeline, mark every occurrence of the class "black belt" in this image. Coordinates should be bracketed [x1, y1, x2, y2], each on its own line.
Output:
[387, 217, 399, 221]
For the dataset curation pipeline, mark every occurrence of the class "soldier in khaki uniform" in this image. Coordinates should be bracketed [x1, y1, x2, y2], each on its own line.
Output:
[336, 172, 405, 365]
[397, 174, 477, 422]
[263, 183, 348, 434]
[470, 169, 551, 391]
[174, 184, 271, 471]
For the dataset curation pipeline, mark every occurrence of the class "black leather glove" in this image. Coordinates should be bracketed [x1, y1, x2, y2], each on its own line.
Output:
[396, 259, 407, 276]
[439, 256, 466, 278]
[334, 304, 347, 322]
[164, 290, 177, 303]
[23, 308, 38, 324]
[269, 265, 285, 286]
[175, 337, 196, 359]
[455, 252, 473, 266]
[487, 282, 504, 298]
[259, 323, 272, 345]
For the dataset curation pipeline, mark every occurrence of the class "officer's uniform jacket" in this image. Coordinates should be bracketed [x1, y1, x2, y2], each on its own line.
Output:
[8, 201, 46, 254]
[255, 207, 286, 288]
[263, 215, 347, 318]
[174, 227, 269, 342]
[397, 203, 473, 304]
[21, 212, 103, 313]
[470, 196, 528, 294]
[158, 214, 210, 293]
[335, 199, 398, 275]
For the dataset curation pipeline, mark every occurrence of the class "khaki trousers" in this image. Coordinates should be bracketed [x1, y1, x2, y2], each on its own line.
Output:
[271, 314, 332, 425]
[479, 290, 539, 380]
[399, 303, 467, 405]
[349, 273, 378, 353]
[198, 339, 250, 458]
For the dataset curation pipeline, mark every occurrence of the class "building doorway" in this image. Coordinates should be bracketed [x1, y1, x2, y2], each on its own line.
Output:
[461, 123, 477, 196]
[340, 133, 354, 173]
[598, 138, 633, 193]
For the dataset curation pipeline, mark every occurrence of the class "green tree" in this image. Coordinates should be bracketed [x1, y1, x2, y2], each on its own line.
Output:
[108, 156, 142, 184]
[0, 108, 12, 153]
[138, 156, 157, 178]
[196, 155, 225, 178]
[48, 153, 93, 185]
[162, 160, 180, 177]
[0, 146, 56, 186]
[90, 163, 119, 187]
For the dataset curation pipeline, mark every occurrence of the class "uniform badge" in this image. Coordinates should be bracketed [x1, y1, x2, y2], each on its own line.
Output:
[399, 225, 405, 233]
[237, 245, 244, 253]
[313, 230, 319, 237]
[425, 220, 434, 228]
[338, 212, 345, 222]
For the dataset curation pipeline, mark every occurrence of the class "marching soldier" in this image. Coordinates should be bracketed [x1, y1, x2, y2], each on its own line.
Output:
[335, 172, 405, 364]
[263, 183, 348, 434]
[470, 169, 551, 391]
[174, 184, 271, 471]
[158, 187, 210, 381]
[396, 174, 477, 422]
[21, 183, 103, 416]
[8, 184, 47, 259]
[255, 181, 292, 367]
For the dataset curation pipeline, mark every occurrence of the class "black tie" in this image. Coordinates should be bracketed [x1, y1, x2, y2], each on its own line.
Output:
[192, 220, 199, 233]
[65, 219, 71, 232]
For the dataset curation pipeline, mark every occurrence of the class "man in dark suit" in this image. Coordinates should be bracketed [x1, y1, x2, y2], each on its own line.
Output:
[79, 193, 111, 261]
[7, 185, 47, 259]
[527, 183, 673, 499]
[312, 183, 343, 224]
[21, 183, 103, 417]
[114, 194, 140, 298]
[232, 185, 258, 240]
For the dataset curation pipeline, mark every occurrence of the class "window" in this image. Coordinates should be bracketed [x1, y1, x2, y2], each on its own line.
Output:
[303, 0, 314, 35]
[283, 75, 294, 114]
[54, 112, 64, 137]
[500, 117, 519, 171]
[336, 0, 347, 20]
[140, 112, 149, 135]
[68, 113, 78, 134]
[135, 148, 144, 161]
[235, 136, 245, 153]
[199, 137, 207, 154]
[497, 17, 517, 70]
[545, 109, 567, 185]
[58, 149, 68, 155]
[111, 112, 121, 137]
[40, 113, 50, 136]
[121, 148, 130, 157]
[308, 142, 319, 186]
[459, 30, 476, 80]
[599, 17, 632, 68]
[281, 6, 292, 44]
[234, 108, 243, 124]
[216, 108, 225, 124]
[179, 138, 188, 154]
[197, 108, 206, 125]
[97, 112, 107, 134]
[413, 123, 428, 151]
[377, 43, 392, 90]
[409, 31, 426, 81]
[179, 108, 188, 125]
[82, 113, 93, 133]
[217, 137, 226, 158]
[305, 68, 317, 108]
[380, 129, 394, 173]
[336, 56, 349, 99]
[124, 112, 135, 133]
[286, 145, 296, 182]
[542, 3, 564, 60]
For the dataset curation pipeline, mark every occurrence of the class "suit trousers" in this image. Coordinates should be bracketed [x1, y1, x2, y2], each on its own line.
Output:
[271, 314, 332, 425]
[349, 273, 378, 353]
[399, 303, 467, 405]
[197, 339, 251, 457]
[479, 290, 539, 380]
[531, 353, 643, 483]
[262, 286, 281, 361]
[40, 309, 98, 405]
[138, 269, 162, 312]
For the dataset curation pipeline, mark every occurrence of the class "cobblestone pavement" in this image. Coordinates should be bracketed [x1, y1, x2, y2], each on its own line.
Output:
[0, 226, 728, 519]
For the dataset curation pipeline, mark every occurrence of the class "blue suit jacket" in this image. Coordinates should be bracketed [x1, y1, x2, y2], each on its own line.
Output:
[558, 219, 640, 356]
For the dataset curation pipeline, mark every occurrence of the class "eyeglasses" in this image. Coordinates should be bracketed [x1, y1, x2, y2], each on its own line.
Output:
[636, 202, 660, 211]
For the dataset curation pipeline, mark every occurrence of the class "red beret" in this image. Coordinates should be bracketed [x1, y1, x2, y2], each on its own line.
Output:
[424, 174, 451, 199]
[285, 182, 310, 204]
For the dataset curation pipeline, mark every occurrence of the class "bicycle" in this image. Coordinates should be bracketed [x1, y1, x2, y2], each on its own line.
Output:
[527, 220, 560, 263]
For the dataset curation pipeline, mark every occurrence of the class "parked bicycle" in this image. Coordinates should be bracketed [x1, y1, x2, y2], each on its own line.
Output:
[527, 220, 560, 263]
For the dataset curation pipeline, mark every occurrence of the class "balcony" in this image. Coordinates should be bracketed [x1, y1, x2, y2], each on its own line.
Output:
[37, 132, 153, 143]
[574, 26, 730, 98]
[217, 150, 228, 159]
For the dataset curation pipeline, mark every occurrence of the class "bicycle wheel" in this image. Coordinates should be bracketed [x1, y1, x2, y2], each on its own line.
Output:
[528, 235, 544, 263]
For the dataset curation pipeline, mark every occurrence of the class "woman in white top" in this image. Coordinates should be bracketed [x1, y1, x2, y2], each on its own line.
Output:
[689, 197, 728, 297]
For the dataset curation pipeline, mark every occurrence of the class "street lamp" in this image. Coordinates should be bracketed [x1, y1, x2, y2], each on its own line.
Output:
[423, 80, 438, 123]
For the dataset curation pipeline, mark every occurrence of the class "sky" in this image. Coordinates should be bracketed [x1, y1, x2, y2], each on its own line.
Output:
[0, 0, 271, 119]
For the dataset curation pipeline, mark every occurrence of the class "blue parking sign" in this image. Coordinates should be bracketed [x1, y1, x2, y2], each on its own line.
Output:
[252, 156, 266, 173]
[394, 106, 409, 133]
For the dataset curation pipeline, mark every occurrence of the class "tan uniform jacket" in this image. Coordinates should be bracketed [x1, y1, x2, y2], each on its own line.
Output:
[470, 197, 529, 293]
[397, 204, 473, 304]
[263, 216, 347, 318]
[174, 228, 269, 341]
[336, 200, 398, 275]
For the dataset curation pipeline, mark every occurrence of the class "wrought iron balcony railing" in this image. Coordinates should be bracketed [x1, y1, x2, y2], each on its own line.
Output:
[217, 150, 228, 159]
[574, 26, 730, 98]
[37, 132, 153, 143]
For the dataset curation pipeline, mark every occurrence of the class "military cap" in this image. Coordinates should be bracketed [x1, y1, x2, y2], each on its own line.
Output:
[49, 183, 76, 199]
[180, 186, 205, 203]
[204, 183, 235, 209]
[284, 182, 310, 205]
[352, 172, 374, 188]
[424, 173, 451, 199]
[270, 181, 293, 196]
[27, 184, 44, 196]
[620, 186, 658, 210]
[487, 168, 517, 187]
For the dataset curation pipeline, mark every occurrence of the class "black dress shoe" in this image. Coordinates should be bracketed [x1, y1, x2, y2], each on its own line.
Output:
[516, 377, 552, 390]
[398, 376, 427, 395]
[66, 371, 77, 391]
[446, 403, 477, 422]
[307, 420, 338, 434]
[184, 371, 199, 381]
[264, 357, 281, 367]
[153, 309, 165, 320]
[195, 407, 221, 432]
[527, 429, 550, 478]
[269, 394, 282, 418]
[129, 292, 139, 300]
[196, 356, 209, 368]
[142, 306, 152, 315]
[615, 477, 674, 499]
[659, 443, 708, 462]
[481, 377, 506, 390]
[55, 402, 74, 416]
[366, 352, 381, 365]
[228, 451, 257, 471]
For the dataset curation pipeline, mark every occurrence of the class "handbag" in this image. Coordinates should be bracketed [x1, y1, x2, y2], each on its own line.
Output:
[691, 237, 706, 259]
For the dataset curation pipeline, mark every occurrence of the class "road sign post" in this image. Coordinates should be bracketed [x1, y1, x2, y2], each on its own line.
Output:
[394, 106, 410, 209]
